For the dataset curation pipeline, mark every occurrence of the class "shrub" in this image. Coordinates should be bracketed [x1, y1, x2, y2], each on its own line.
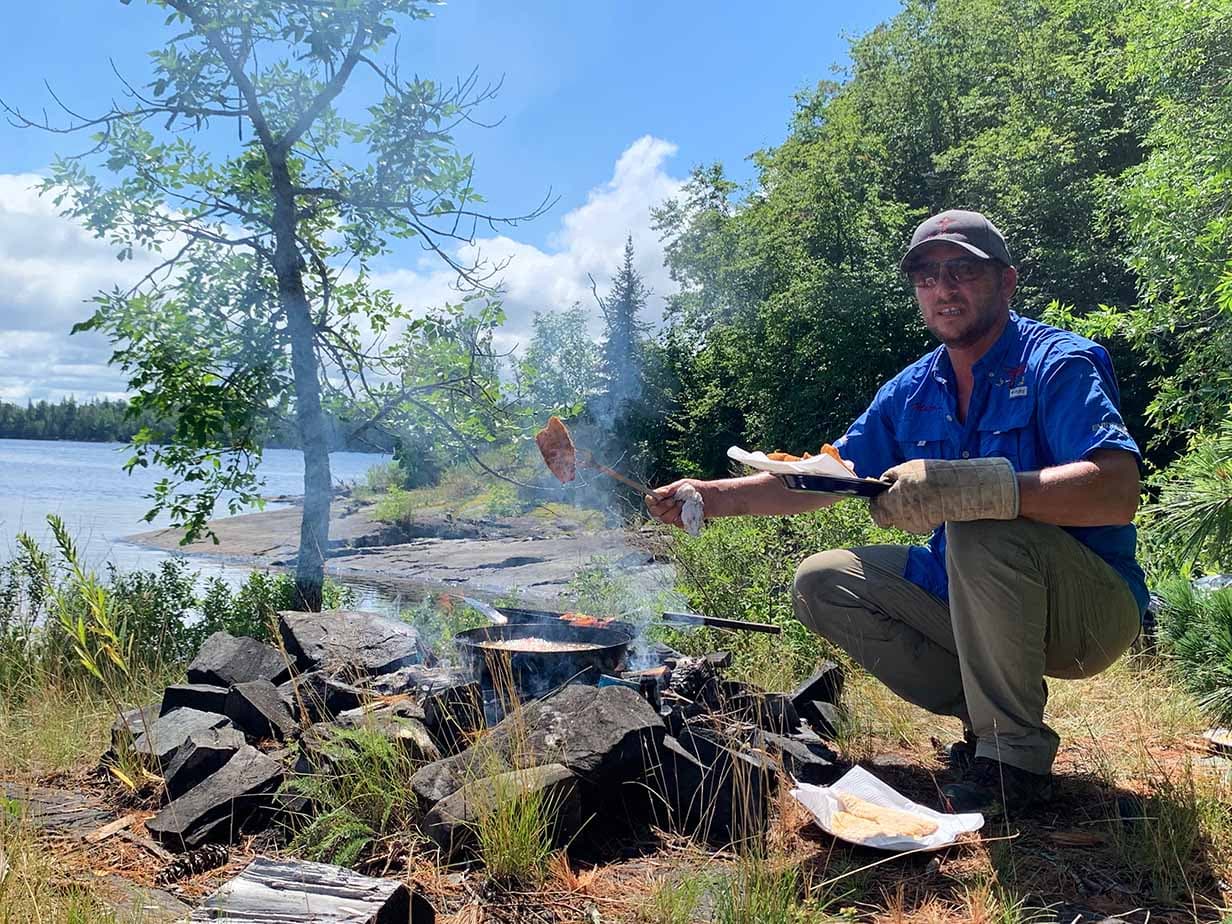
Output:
[1139, 414, 1232, 576]
[363, 460, 407, 493]
[199, 570, 357, 643]
[656, 502, 911, 685]
[1153, 577, 1232, 725]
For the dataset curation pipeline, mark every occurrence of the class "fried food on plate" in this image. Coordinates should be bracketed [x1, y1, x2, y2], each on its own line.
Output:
[831, 793, 938, 839]
[765, 443, 849, 465]
[535, 416, 576, 483]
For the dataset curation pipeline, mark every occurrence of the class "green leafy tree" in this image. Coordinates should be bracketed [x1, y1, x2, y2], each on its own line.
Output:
[518, 306, 602, 417]
[651, 0, 1175, 478]
[4, 1, 545, 608]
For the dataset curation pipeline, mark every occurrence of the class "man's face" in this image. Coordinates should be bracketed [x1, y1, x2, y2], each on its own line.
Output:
[907, 242, 1016, 351]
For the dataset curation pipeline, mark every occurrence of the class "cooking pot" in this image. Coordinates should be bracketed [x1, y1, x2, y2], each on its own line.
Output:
[454, 621, 634, 693]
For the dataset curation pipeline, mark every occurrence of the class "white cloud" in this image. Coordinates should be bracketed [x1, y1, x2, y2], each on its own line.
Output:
[371, 135, 685, 351]
[0, 135, 687, 400]
[0, 173, 157, 401]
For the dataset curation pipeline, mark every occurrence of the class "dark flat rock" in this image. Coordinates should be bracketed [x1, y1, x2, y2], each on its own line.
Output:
[187, 631, 290, 687]
[189, 855, 433, 922]
[410, 683, 663, 811]
[752, 729, 842, 785]
[1, 783, 112, 836]
[110, 702, 160, 753]
[277, 670, 366, 723]
[134, 708, 234, 771]
[163, 727, 248, 800]
[278, 610, 425, 677]
[161, 683, 229, 716]
[146, 745, 283, 850]
[225, 680, 298, 741]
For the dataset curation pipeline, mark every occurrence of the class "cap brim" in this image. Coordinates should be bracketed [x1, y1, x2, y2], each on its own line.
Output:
[899, 236, 993, 271]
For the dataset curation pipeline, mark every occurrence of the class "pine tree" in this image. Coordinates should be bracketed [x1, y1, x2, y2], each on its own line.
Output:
[595, 235, 650, 432]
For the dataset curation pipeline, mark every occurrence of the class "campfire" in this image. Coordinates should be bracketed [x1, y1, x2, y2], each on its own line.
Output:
[91, 603, 847, 918]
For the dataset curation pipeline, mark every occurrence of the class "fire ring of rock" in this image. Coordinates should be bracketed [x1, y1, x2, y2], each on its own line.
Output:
[104, 607, 847, 920]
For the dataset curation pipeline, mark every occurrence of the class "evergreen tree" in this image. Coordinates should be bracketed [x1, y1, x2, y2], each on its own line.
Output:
[594, 236, 651, 433]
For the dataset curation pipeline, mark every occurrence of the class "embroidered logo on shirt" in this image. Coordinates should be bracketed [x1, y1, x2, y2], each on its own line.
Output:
[1010, 386, 1029, 398]
[1092, 421, 1131, 438]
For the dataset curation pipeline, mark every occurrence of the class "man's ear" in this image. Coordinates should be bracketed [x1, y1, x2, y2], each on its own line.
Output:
[1000, 264, 1019, 303]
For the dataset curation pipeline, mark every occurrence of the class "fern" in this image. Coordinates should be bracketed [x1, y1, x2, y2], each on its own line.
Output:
[281, 726, 421, 868]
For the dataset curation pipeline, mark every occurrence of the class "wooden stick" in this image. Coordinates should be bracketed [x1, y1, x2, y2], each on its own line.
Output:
[588, 461, 654, 496]
[85, 813, 138, 844]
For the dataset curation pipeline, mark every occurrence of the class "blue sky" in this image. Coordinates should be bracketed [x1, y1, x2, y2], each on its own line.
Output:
[0, 1, 902, 400]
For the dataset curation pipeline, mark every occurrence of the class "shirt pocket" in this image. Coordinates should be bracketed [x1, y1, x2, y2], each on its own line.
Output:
[893, 415, 950, 463]
[976, 398, 1036, 469]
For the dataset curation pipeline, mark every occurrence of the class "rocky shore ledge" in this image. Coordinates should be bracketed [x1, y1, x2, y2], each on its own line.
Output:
[126, 495, 670, 600]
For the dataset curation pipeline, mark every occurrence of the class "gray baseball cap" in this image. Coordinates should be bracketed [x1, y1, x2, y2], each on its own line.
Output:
[900, 209, 1013, 270]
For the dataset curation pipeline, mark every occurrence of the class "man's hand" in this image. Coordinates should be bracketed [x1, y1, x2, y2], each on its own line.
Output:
[870, 457, 1019, 534]
[645, 479, 710, 530]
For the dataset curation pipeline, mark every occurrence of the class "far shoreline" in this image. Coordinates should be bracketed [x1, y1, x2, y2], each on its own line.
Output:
[125, 494, 671, 605]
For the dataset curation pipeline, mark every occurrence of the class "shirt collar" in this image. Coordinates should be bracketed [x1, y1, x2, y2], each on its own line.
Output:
[972, 311, 1022, 377]
[931, 311, 1022, 384]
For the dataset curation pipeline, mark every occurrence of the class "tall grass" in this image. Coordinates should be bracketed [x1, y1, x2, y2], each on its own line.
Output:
[0, 814, 134, 924]
[470, 767, 564, 885]
[642, 874, 708, 924]
[282, 726, 423, 870]
[711, 851, 804, 924]
[1107, 758, 1232, 905]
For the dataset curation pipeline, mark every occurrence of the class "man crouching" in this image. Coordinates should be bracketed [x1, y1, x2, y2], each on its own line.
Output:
[647, 210, 1146, 816]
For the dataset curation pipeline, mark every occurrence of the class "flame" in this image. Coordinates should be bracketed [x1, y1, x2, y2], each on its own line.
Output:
[560, 611, 613, 628]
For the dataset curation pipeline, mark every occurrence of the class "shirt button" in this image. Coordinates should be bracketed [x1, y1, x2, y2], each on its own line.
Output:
[945, 414, 953, 422]
[962, 450, 970, 458]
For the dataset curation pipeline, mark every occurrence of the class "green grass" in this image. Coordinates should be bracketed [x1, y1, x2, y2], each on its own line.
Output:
[470, 767, 564, 886]
[282, 726, 424, 870]
[642, 874, 708, 924]
[712, 852, 805, 924]
[1106, 758, 1232, 905]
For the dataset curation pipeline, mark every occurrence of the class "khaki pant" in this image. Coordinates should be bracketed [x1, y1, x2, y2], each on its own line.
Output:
[792, 518, 1141, 774]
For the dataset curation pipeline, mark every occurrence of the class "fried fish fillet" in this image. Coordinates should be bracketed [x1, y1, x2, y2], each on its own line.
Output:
[831, 793, 938, 839]
[766, 443, 849, 465]
[535, 416, 576, 483]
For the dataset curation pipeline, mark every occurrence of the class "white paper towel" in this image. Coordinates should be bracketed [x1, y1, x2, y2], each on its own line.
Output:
[791, 766, 984, 852]
[727, 445, 857, 477]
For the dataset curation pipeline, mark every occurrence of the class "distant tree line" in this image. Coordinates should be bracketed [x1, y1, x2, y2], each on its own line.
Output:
[0, 396, 393, 453]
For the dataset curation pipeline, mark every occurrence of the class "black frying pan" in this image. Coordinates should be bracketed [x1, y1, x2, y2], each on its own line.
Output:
[454, 621, 634, 690]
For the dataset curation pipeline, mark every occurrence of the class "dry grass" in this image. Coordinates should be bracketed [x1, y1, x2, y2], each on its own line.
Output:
[0, 816, 136, 924]
[0, 674, 166, 779]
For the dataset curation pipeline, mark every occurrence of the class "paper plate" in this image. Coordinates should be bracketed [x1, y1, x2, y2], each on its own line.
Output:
[791, 766, 984, 852]
[727, 445, 857, 477]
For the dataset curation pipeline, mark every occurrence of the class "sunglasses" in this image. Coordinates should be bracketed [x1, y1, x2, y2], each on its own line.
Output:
[904, 256, 992, 288]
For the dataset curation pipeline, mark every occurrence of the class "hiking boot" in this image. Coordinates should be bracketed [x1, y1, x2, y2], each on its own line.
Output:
[941, 728, 979, 774]
[940, 756, 1052, 817]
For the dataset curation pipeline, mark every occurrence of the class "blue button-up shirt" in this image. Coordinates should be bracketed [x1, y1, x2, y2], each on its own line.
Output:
[834, 312, 1149, 616]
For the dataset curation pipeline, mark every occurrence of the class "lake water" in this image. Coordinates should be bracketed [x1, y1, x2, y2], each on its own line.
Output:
[0, 437, 409, 612]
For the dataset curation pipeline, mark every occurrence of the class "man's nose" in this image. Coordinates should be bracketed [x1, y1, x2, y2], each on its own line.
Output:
[935, 270, 961, 297]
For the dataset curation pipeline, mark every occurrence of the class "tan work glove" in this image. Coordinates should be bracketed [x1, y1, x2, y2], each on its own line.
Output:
[869, 457, 1019, 535]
